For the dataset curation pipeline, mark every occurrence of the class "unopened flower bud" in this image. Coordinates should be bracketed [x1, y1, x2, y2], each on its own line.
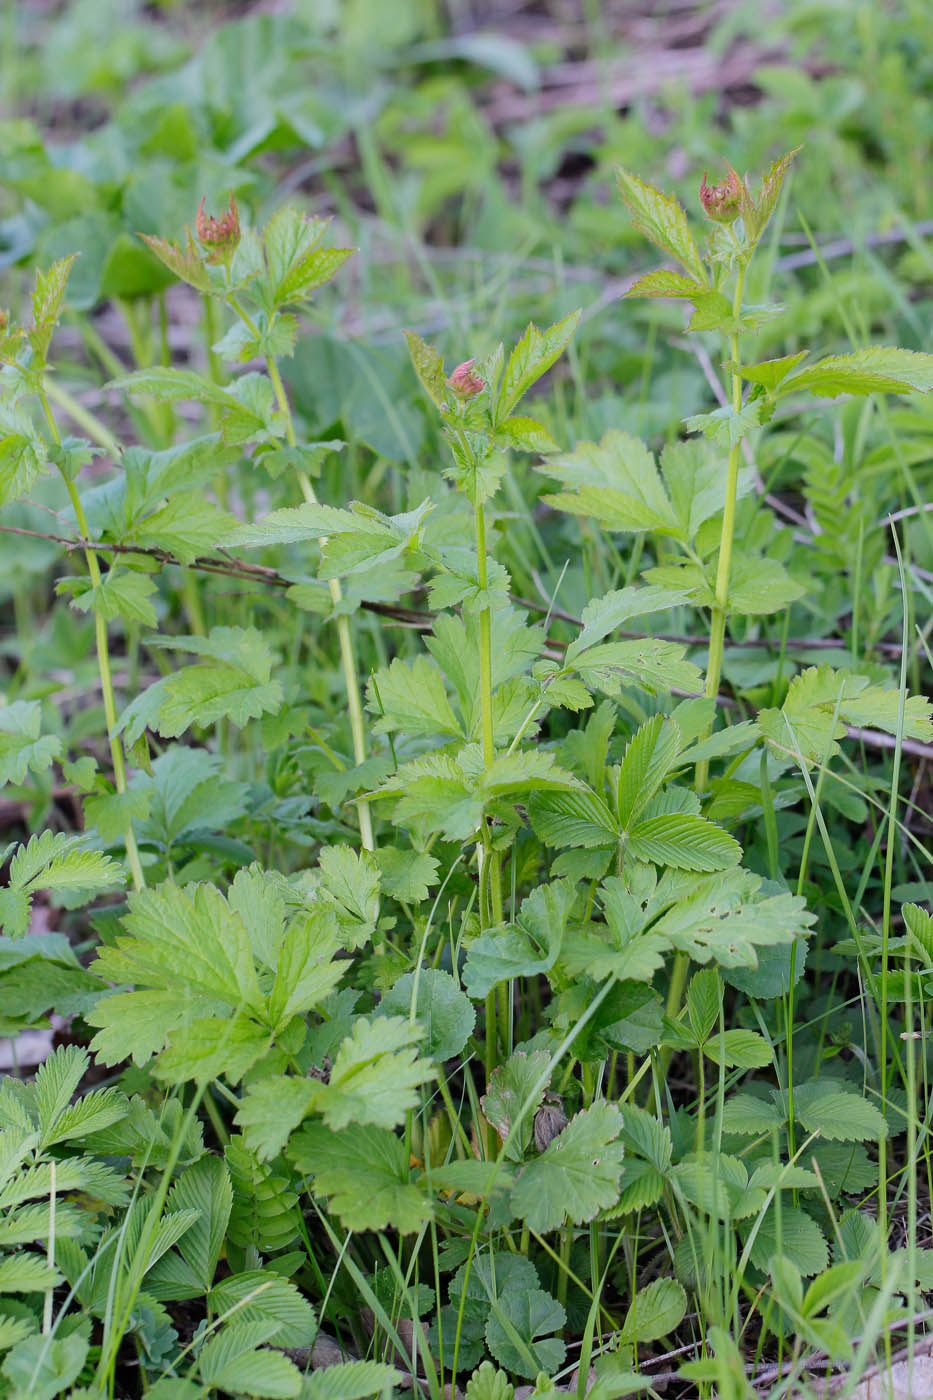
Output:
[0, 309, 8, 334]
[447, 359, 485, 399]
[195, 192, 241, 264]
[699, 164, 745, 224]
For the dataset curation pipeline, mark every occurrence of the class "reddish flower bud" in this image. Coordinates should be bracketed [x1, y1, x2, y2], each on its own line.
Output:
[195, 192, 241, 264]
[447, 359, 485, 399]
[699, 164, 745, 224]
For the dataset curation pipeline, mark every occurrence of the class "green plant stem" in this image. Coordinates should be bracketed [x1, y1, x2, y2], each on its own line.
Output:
[667, 259, 748, 1046]
[696, 259, 747, 794]
[263, 352, 374, 851]
[474, 500, 503, 922]
[39, 391, 145, 892]
[475, 496, 504, 1114]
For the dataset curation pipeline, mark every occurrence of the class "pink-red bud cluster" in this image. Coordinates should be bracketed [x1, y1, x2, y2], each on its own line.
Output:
[195, 193, 241, 263]
[699, 164, 745, 224]
[446, 359, 485, 399]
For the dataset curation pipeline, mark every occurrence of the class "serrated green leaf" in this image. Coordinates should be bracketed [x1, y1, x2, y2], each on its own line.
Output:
[571, 639, 702, 698]
[198, 1322, 301, 1397]
[618, 1277, 686, 1347]
[0, 1254, 61, 1293]
[405, 329, 447, 408]
[156, 1013, 272, 1085]
[780, 347, 933, 399]
[703, 1028, 772, 1068]
[0, 702, 62, 786]
[616, 715, 682, 828]
[485, 1288, 566, 1380]
[743, 1204, 828, 1277]
[564, 585, 689, 664]
[528, 787, 618, 850]
[616, 169, 707, 284]
[303, 1361, 403, 1400]
[379, 968, 475, 1061]
[651, 870, 815, 969]
[792, 1083, 887, 1142]
[209, 1270, 316, 1349]
[141, 232, 213, 292]
[368, 656, 463, 738]
[69, 569, 158, 626]
[314, 1016, 432, 1130]
[760, 663, 933, 762]
[624, 269, 708, 300]
[627, 814, 741, 872]
[512, 1102, 624, 1232]
[495, 310, 580, 424]
[236, 1078, 318, 1161]
[116, 626, 283, 744]
[289, 1121, 431, 1233]
[742, 147, 801, 244]
[464, 880, 577, 999]
[162, 1156, 232, 1293]
[135, 491, 238, 564]
[541, 430, 681, 537]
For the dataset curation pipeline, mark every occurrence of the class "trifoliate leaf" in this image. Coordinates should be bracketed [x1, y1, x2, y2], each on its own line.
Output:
[116, 627, 283, 744]
[759, 664, 933, 763]
[650, 870, 814, 969]
[314, 1016, 433, 1130]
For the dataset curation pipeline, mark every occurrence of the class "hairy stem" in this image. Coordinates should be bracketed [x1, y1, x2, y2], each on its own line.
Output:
[667, 258, 748, 1048]
[39, 390, 145, 892]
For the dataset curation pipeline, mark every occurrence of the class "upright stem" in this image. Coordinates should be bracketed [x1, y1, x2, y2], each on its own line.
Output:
[474, 501, 503, 924]
[475, 497, 505, 1121]
[39, 392, 145, 892]
[667, 259, 748, 1042]
[264, 354, 374, 851]
[696, 259, 747, 796]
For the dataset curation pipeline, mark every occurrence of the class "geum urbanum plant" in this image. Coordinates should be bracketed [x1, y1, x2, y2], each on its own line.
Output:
[1, 154, 933, 1395]
[226, 150, 933, 1332]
